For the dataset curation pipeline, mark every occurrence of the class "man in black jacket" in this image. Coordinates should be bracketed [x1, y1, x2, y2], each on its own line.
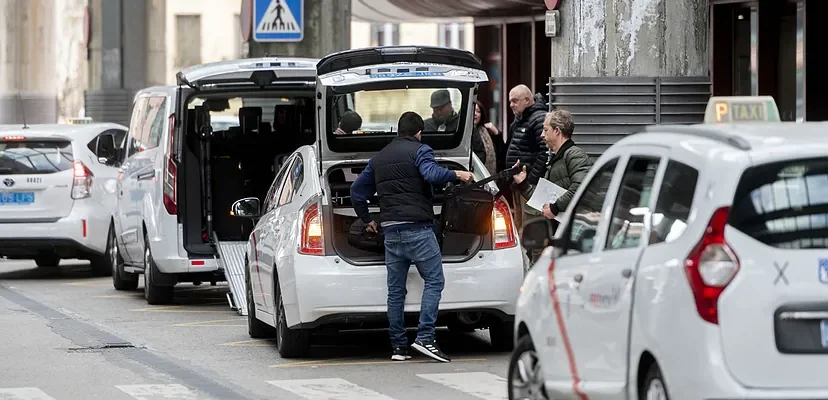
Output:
[350, 112, 473, 363]
[504, 84, 549, 237]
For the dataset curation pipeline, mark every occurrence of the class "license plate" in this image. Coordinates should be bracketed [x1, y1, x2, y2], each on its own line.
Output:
[821, 320, 828, 348]
[0, 192, 34, 205]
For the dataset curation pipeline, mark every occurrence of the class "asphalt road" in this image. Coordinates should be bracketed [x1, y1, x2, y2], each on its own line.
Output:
[0, 260, 513, 400]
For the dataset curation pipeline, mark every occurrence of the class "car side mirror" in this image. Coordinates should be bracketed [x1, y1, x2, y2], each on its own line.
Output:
[231, 197, 261, 218]
[521, 216, 555, 251]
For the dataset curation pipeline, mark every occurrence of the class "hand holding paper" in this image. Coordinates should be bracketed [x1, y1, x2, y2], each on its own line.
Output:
[527, 178, 567, 221]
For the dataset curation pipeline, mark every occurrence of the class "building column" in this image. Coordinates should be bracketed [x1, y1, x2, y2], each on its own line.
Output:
[246, 0, 351, 58]
[85, 0, 164, 125]
[0, 0, 58, 124]
[547, 0, 709, 156]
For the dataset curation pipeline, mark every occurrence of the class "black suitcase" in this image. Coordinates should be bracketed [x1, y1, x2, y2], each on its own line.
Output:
[348, 215, 385, 253]
[439, 165, 521, 236]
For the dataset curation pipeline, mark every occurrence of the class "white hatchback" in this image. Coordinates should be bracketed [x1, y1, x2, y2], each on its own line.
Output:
[235, 46, 526, 358]
[509, 97, 828, 400]
[0, 123, 128, 273]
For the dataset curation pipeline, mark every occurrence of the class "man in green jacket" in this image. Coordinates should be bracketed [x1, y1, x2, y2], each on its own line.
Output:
[511, 110, 593, 262]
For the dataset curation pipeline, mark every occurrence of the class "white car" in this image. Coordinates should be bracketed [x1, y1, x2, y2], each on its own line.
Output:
[509, 96, 828, 400]
[233, 46, 525, 358]
[0, 123, 128, 272]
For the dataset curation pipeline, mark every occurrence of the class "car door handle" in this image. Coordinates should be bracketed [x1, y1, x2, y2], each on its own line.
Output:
[621, 268, 632, 278]
[573, 274, 583, 283]
[136, 171, 155, 181]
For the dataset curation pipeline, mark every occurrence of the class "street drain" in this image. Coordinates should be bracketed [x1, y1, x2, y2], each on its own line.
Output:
[66, 342, 138, 353]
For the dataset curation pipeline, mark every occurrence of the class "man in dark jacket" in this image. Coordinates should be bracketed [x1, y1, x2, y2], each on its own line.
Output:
[504, 84, 549, 240]
[350, 111, 473, 363]
[424, 89, 460, 132]
[511, 110, 593, 262]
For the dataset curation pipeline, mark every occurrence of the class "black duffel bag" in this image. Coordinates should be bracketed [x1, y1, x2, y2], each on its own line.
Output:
[439, 165, 521, 236]
[348, 215, 385, 253]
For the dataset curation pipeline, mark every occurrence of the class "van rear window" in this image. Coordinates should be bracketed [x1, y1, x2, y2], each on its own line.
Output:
[0, 140, 74, 175]
[729, 157, 828, 249]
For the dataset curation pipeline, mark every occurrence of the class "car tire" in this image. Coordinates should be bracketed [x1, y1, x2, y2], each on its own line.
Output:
[489, 320, 515, 351]
[246, 261, 275, 338]
[640, 363, 670, 400]
[109, 225, 138, 290]
[508, 335, 548, 400]
[274, 275, 310, 358]
[143, 232, 174, 305]
[34, 255, 60, 268]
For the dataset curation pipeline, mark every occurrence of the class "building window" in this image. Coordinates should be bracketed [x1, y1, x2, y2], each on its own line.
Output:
[438, 23, 466, 49]
[175, 14, 202, 67]
[371, 23, 399, 46]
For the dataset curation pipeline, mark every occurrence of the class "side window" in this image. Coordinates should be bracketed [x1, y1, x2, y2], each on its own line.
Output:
[144, 96, 167, 150]
[605, 157, 661, 250]
[650, 160, 698, 245]
[127, 97, 150, 158]
[278, 157, 301, 206]
[291, 157, 304, 197]
[565, 158, 619, 255]
[265, 158, 292, 212]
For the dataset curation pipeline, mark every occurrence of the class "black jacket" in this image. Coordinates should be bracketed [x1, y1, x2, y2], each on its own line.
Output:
[505, 93, 549, 185]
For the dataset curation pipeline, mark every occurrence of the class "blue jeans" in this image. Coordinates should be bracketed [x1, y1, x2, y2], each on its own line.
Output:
[384, 225, 445, 349]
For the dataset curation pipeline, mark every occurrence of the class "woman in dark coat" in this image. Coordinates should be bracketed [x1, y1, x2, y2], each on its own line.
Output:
[471, 100, 504, 175]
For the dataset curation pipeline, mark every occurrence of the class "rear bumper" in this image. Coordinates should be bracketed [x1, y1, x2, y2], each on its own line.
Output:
[288, 246, 525, 327]
[0, 204, 110, 258]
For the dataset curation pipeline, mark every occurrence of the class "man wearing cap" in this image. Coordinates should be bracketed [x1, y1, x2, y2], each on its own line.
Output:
[424, 89, 460, 132]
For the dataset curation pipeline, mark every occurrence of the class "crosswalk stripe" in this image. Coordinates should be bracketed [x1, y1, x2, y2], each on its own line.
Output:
[267, 378, 396, 400]
[115, 384, 202, 400]
[0, 388, 57, 400]
[416, 372, 508, 400]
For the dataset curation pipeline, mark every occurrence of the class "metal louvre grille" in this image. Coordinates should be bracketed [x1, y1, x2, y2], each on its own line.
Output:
[83, 89, 135, 126]
[547, 76, 711, 157]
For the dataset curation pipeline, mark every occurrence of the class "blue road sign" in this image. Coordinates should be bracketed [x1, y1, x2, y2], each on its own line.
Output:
[253, 0, 303, 42]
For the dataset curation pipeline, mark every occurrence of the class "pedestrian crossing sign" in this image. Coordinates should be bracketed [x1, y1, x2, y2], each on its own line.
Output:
[253, 0, 303, 42]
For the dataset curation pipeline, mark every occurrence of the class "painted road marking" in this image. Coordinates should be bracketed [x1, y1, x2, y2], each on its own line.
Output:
[267, 378, 395, 400]
[417, 372, 507, 400]
[115, 384, 201, 400]
[172, 319, 245, 327]
[130, 303, 227, 313]
[62, 280, 110, 286]
[219, 339, 276, 347]
[0, 387, 57, 400]
[270, 357, 487, 368]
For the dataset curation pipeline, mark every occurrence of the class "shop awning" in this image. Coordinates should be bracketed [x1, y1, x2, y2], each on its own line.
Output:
[352, 0, 546, 22]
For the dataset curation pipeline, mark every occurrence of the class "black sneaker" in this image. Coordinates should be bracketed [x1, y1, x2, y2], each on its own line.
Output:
[411, 339, 450, 363]
[391, 347, 412, 361]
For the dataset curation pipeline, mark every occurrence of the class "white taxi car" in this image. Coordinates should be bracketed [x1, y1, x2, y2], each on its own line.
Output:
[0, 123, 128, 273]
[232, 46, 526, 358]
[510, 96, 828, 400]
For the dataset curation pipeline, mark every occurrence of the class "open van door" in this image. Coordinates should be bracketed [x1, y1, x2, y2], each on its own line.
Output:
[313, 46, 489, 175]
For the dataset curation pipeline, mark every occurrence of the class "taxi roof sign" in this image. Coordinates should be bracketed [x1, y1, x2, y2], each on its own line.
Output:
[704, 96, 780, 124]
[66, 117, 93, 124]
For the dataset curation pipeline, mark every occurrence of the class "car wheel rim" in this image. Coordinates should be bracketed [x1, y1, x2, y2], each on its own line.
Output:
[647, 378, 667, 400]
[143, 245, 150, 294]
[276, 297, 285, 345]
[510, 348, 547, 400]
[109, 231, 118, 272]
[246, 274, 254, 320]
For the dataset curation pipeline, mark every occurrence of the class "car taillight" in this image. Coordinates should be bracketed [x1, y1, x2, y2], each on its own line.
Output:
[299, 202, 324, 255]
[163, 114, 177, 215]
[492, 197, 516, 249]
[71, 161, 93, 199]
[684, 206, 739, 325]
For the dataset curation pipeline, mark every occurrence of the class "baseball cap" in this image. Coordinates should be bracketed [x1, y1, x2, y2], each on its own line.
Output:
[429, 89, 452, 108]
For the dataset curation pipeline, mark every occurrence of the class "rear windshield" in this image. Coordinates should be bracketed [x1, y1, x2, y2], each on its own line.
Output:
[326, 82, 471, 153]
[0, 140, 74, 175]
[729, 157, 828, 249]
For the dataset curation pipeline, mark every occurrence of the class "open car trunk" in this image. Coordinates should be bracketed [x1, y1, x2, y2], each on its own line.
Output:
[179, 91, 316, 255]
[324, 161, 489, 264]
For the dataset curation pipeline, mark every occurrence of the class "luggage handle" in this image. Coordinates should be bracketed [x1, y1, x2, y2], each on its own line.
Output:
[460, 163, 522, 190]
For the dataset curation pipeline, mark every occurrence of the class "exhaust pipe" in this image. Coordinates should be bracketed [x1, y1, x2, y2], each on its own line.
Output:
[456, 311, 483, 325]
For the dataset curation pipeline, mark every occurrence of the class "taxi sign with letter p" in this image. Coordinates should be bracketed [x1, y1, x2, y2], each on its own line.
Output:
[704, 96, 780, 124]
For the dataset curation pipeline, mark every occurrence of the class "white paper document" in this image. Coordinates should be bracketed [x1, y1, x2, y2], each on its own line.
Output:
[526, 178, 567, 220]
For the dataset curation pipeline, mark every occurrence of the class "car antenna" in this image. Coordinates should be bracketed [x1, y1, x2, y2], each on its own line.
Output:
[17, 92, 29, 129]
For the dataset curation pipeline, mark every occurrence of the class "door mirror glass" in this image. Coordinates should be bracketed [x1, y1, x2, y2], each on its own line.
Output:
[231, 197, 261, 218]
[521, 217, 554, 251]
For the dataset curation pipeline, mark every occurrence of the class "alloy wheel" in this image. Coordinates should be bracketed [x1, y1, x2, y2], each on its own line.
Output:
[510, 348, 547, 399]
[646, 379, 667, 400]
